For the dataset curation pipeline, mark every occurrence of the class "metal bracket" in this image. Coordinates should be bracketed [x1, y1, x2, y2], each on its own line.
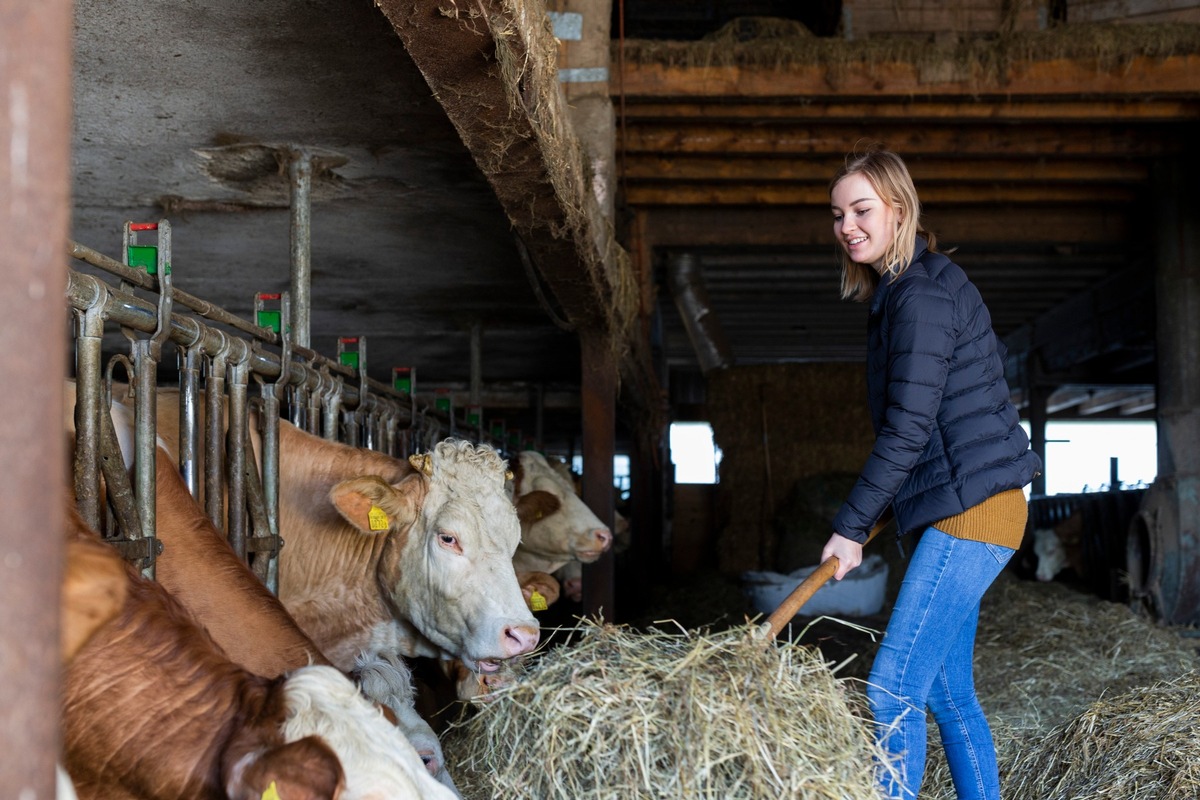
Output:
[108, 536, 164, 567]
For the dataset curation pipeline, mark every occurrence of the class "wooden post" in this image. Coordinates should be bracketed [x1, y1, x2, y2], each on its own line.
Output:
[0, 1, 72, 797]
[580, 335, 616, 620]
[1028, 356, 1048, 497]
[1147, 157, 1200, 623]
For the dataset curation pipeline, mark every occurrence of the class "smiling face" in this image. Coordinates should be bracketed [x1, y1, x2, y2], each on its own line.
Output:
[831, 171, 898, 273]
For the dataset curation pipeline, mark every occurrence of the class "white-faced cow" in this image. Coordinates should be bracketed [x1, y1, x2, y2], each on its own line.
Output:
[123, 386, 539, 675]
[508, 451, 613, 580]
[274, 425, 539, 676]
[149, 445, 460, 793]
[61, 510, 456, 800]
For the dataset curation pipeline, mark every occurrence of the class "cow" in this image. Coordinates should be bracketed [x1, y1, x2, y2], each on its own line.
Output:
[552, 509, 630, 603]
[136, 387, 538, 675]
[1032, 512, 1085, 582]
[61, 510, 456, 800]
[149, 445, 460, 793]
[65, 386, 458, 791]
[508, 450, 613, 582]
[273, 425, 540, 675]
[60, 527, 128, 664]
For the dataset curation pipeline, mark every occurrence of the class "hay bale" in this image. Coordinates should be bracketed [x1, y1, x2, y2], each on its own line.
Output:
[443, 622, 895, 799]
[1001, 672, 1200, 799]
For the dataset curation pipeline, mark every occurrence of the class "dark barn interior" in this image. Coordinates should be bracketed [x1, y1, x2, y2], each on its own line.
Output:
[2, 0, 1200, 796]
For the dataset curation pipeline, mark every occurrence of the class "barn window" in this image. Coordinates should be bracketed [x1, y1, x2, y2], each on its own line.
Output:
[1022, 420, 1157, 495]
[571, 455, 633, 501]
[670, 422, 722, 485]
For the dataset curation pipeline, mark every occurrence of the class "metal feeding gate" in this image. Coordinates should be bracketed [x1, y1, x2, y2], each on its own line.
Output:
[66, 218, 498, 590]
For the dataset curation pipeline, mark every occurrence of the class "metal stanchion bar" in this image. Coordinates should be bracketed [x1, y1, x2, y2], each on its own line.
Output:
[226, 344, 250, 558]
[67, 252, 411, 405]
[73, 299, 106, 530]
[64, 269, 414, 418]
[178, 344, 202, 498]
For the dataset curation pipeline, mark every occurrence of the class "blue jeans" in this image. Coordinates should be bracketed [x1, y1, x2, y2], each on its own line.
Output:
[868, 527, 1014, 799]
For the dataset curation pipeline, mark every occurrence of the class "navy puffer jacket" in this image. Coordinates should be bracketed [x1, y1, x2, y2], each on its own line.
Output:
[832, 238, 1041, 543]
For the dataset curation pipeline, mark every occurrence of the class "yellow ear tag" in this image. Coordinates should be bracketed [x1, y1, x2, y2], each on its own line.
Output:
[261, 781, 281, 800]
[368, 505, 390, 531]
[530, 590, 548, 612]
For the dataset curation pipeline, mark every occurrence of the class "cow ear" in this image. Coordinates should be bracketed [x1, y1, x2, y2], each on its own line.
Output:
[515, 489, 561, 525]
[330, 476, 418, 535]
[225, 736, 345, 800]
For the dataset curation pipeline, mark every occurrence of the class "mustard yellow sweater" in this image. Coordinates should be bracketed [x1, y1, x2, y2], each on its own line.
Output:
[933, 488, 1028, 550]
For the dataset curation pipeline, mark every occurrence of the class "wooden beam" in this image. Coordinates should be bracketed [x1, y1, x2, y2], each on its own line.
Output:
[623, 182, 1139, 207]
[375, 0, 660, 414]
[643, 206, 1133, 247]
[621, 155, 1150, 184]
[619, 121, 1187, 158]
[614, 54, 1200, 99]
[619, 98, 1200, 123]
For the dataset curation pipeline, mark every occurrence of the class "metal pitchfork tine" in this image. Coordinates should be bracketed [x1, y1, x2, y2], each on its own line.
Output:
[755, 518, 889, 643]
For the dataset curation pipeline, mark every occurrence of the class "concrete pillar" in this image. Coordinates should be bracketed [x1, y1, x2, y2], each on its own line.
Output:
[0, 1, 72, 796]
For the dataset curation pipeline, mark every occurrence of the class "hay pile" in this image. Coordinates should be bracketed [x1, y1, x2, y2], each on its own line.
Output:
[973, 574, 1198, 733]
[443, 622, 895, 799]
[922, 575, 1199, 799]
[1002, 672, 1200, 799]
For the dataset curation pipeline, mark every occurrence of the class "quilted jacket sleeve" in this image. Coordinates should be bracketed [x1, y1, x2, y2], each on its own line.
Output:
[832, 276, 958, 543]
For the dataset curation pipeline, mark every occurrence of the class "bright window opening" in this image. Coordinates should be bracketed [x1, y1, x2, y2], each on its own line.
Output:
[670, 422, 723, 484]
[571, 454, 631, 500]
[1021, 420, 1157, 495]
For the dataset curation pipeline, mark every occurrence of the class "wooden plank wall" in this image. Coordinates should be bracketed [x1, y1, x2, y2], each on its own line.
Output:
[843, 0, 1049, 39]
[1069, 0, 1200, 23]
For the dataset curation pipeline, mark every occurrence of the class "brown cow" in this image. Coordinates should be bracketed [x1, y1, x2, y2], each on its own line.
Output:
[60, 532, 127, 664]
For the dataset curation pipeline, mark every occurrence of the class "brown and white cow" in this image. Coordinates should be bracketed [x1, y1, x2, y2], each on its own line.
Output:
[115, 386, 538, 674]
[149, 446, 460, 793]
[62, 510, 456, 800]
[509, 451, 613, 582]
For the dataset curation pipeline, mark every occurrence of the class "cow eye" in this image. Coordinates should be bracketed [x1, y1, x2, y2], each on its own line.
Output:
[437, 532, 461, 553]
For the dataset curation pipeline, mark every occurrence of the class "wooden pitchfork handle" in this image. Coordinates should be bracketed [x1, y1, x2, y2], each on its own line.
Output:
[756, 518, 888, 642]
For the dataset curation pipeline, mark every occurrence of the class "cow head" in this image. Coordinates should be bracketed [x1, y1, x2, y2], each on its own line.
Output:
[508, 452, 613, 570]
[1032, 527, 1066, 582]
[330, 439, 539, 674]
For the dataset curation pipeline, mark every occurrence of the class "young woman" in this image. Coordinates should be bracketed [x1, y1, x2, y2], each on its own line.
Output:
[821, 148, 1041, 800]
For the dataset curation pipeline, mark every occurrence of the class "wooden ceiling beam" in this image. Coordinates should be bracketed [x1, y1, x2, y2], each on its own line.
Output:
[643, 206, 1133, 248]
[615, 54, 1200, 99]
[618, 98, 1200, 123]
[621, 155, 1149, 183]
[619, 122, 1188, 157]
[624, 182, 1139, 206]
[374, 0, 660, 413]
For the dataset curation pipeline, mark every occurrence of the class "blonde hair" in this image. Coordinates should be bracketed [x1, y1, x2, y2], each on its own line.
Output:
[830, 147, 937, 302]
